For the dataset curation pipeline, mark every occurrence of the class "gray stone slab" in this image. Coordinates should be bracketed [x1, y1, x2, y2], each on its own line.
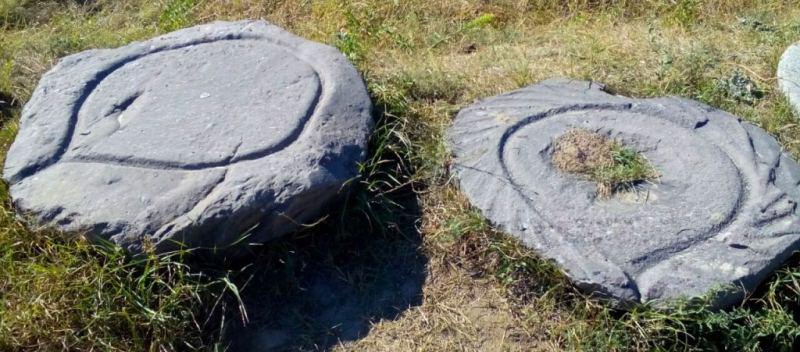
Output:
[778, 42, 800, 116]
[447, 78, 800, 307]
[3, 20, 372, 252]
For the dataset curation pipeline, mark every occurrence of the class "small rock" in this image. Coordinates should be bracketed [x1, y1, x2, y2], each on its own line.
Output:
[461, 43, 478, 54]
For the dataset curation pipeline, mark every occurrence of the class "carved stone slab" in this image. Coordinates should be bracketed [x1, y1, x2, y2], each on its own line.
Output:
[3, 21, 372, 252]
[779, 42, 800, 116]
[447, 79, 800, 307]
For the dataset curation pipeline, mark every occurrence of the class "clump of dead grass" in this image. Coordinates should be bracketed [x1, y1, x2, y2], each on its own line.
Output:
[552, 128, 615, 174]
[552, 128, 658, 197]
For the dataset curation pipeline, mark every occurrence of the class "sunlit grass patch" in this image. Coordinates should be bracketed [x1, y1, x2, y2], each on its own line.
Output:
[0, 211, 238, 350]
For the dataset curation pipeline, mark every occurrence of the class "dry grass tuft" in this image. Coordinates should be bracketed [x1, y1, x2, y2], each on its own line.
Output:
[552, 128, 616, 174]
[553, 128, 658, 197]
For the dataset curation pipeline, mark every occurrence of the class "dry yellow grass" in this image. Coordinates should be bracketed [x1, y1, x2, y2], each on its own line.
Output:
[553, 128, 616, 174]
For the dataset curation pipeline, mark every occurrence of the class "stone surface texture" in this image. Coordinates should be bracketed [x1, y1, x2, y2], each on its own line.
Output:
[779, 42, 800, 116]
[447, 78, 800, 307]
[3, 20, 372, 252]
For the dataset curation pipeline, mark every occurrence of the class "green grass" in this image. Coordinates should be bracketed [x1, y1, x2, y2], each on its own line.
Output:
[0, 210, 235, 350]
[594, 144, 659, 196]
[159, 0, 197, 31]
[2, 0, 800, 351]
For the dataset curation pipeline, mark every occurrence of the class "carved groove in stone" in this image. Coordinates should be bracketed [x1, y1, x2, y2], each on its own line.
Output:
[448, 78, 800, 307]
[3, 21, 373, 253]
[36, 37, 326, 173]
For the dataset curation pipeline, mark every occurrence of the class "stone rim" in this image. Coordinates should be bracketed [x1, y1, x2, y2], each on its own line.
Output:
[500, 109, 744, 271]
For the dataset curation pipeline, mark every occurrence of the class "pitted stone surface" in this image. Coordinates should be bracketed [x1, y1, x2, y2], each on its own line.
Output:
[778, 42, 800, 116]
[447, 78, 800, 307]
[3, 20, 372, 252]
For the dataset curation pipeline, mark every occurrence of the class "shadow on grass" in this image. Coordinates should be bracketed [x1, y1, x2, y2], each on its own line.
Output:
[208, 86, 428, 350]
[220, 190, 425, 351]
[0, 91, 18, 121]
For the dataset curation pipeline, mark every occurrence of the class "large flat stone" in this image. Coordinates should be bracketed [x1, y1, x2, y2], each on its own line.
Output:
[447, 78, 800, 307]
[3, 20, 372, 252]
[778, 42, 800, 115]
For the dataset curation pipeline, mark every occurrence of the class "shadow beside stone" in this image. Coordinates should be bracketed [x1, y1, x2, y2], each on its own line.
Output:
[223, 193, 426, 351]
